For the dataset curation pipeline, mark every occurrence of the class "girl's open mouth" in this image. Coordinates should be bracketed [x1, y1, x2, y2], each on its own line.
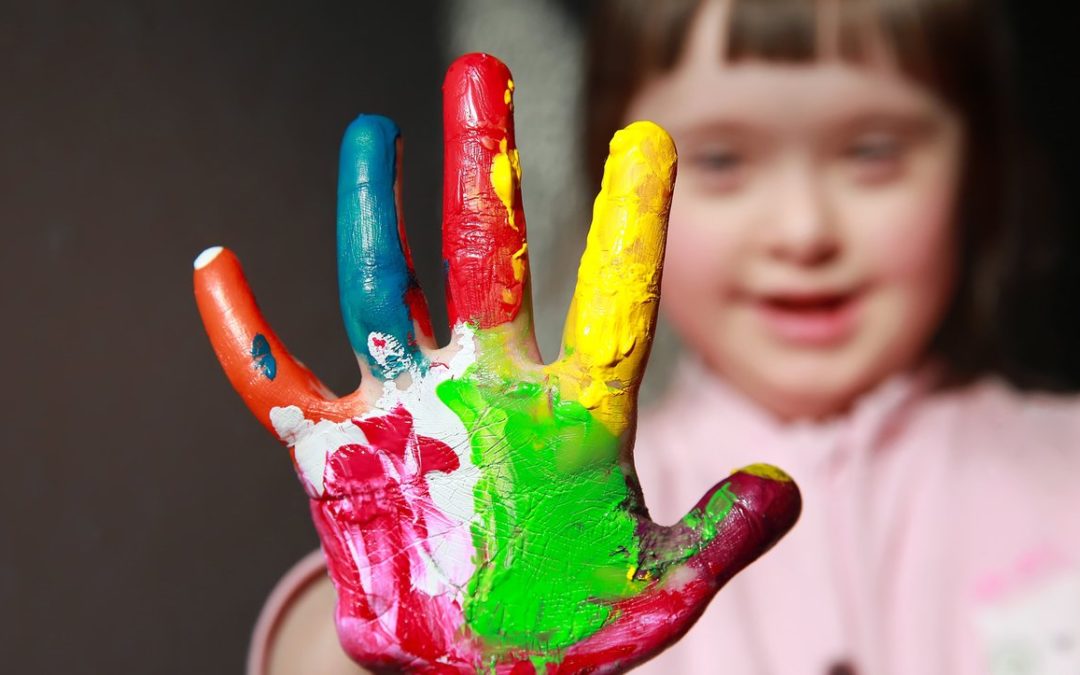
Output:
[753, 290, 863, 346]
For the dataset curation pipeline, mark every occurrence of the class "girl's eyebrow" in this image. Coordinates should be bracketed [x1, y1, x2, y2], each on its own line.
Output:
[667, 104, 945, 144]
[828, 109, 942, 137]
[669, 120, 760, 141]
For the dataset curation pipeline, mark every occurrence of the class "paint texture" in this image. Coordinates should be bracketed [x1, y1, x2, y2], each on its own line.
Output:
[443, 55, 529, 329]
[338, 115, 432, 379]
[250, 333, 277, 380]
[438, 369, 642, 651]
[550, 122, 677, 435]
[193, 52, 802, 673]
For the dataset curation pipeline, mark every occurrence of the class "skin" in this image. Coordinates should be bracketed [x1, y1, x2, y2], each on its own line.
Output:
[194, 54, 800, 673]
[625, 0, 964, 421]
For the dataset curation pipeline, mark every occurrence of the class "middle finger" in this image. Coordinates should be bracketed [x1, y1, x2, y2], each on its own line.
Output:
[442, 53, 535, 350]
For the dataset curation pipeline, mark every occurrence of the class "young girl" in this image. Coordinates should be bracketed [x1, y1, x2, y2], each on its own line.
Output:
[248, 0, 1080, 672]
[591, 0, 1080, 673]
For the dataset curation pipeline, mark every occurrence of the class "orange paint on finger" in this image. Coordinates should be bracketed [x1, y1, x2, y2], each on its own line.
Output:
[193, 246, 349, 431]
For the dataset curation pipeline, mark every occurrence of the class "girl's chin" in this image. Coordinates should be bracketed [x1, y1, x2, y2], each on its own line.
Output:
[745, 381, 859, 422]
[719, 351, 877, 421]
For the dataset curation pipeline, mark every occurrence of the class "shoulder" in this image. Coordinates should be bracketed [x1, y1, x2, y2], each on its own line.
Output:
[931, 377, 1080, 511]
[248, 550, 369, 675]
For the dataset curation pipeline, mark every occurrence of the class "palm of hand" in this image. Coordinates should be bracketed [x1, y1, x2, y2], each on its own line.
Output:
[195, 54, 800, 673]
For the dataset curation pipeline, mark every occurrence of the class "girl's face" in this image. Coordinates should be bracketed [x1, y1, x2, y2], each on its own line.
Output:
[625, 0, 964, 420]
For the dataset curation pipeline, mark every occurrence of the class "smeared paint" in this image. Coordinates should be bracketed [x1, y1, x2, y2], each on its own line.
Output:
[491, 137, 522, 231]
[194, 53, 803, 674]
[443, 53, 529, 328]
[312, 405, 469, 663]
[556, 469, 802, 673]
[682, 484, 737, 542]
[338, 115, 429, 379]
[270, 405, 370, 496]
[261, 315, 798, 671]
[740, 462, 793, 482]
[437, 368, 644, 653]
[367, 331, 411, 380]
[369, 323, 480, 531]
[550, 121, 677, 436]
[250, 333, 277, 380]
[270, 323, 480, 584]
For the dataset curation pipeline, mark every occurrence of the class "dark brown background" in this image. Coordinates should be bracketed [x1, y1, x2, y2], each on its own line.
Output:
[0, 1, 1075, 672]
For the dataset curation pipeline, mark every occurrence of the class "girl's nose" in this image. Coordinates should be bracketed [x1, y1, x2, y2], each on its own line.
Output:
[762, 161, 839, 265]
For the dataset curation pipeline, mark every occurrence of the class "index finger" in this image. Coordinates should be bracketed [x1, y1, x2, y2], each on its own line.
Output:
[551, 122, 677, 435]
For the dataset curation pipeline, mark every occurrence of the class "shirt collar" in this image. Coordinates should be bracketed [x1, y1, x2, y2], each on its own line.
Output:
[660, 355, 945, 469]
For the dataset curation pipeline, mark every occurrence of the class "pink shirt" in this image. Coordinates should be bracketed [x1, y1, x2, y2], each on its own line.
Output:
[633, 359, 1080, 674]
[250, 360, 1080, 673]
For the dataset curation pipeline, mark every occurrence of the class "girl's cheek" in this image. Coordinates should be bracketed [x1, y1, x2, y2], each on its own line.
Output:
[855, 131, 963, 284]
[852, 179, 958, 289]
[663, 199, 743, 300]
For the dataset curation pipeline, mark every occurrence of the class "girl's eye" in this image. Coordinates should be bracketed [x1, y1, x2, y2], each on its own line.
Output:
[686, 148, 746, 193]
[848, 137, 900, 160]
[844, 134, 905, 182]
[838, 133, 907, 184]
[693, 150, 742, 171]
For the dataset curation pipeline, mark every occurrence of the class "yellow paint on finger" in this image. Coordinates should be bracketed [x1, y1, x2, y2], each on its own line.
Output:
[549, 121, 677, 435]
[738, 463, 794, 482]
[511, 242, 528, 282]
[491, 137, 522, 231]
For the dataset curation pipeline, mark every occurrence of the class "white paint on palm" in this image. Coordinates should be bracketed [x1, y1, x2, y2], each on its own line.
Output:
[268, 323, 481, 598]
[372, 323, 480, 530]
[270, 405, 370, 497]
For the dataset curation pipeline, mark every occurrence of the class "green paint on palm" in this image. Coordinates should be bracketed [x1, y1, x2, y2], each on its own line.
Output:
[437, 373, 645, 654]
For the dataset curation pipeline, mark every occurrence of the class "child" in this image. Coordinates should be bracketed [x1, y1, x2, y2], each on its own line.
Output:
[247, 0, 1080, 673]
[590, 0, 1080, 673]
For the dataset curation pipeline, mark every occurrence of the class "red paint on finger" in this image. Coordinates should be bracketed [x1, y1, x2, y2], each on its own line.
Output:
[442, 53, 528, 328]
[556, 585, 706, 673]
[406, 285, 436, 344]
[393, 144, 437, 345]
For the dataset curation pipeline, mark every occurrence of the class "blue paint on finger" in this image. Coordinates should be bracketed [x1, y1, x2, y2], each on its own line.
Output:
[250, 333, 277, 380]
[336, 115, 426, 379]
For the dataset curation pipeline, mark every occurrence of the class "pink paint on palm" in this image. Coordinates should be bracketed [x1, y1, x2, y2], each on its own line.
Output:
[312, 406, 476, 666]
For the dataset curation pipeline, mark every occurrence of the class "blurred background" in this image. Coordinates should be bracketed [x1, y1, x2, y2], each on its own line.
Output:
[0, 0, 1076, 671]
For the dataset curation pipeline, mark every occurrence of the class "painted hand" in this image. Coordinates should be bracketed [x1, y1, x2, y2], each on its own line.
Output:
[194, 53, 801, 673]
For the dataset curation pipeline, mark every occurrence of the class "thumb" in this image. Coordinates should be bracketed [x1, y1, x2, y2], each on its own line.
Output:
[554, 467, 801, 673]
[648, 464, 801, 587]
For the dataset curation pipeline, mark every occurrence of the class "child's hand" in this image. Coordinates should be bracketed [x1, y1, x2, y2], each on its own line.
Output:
[194, 53, 800, 674]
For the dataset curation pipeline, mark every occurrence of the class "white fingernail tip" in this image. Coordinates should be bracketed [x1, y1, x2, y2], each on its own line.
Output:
[194, 246, 224, 270]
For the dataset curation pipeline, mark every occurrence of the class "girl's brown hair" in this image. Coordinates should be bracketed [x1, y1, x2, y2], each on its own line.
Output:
[586, 0, 1069, 389]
